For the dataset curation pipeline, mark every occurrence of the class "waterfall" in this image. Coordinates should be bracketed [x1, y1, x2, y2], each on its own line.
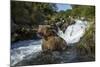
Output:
[57, 19, 87, 44]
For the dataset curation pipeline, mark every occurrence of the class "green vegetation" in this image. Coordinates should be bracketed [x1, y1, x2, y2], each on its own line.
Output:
[76, 21, 95, 60]
[11, 1, 57, 42]
[11, 1, 95, 44]
[11, 1, 57, 25]
[55, 5, 95, 21]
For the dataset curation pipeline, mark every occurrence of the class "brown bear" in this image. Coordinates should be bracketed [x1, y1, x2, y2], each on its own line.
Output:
[37, 25, 67, 52]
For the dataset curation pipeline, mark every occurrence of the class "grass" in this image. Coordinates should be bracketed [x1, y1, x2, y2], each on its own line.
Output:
[76, 20, 95, 58]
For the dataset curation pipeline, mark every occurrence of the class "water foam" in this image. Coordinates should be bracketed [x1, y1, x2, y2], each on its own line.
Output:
[57, 19, 87, 44]
[11, 40, 42, 66]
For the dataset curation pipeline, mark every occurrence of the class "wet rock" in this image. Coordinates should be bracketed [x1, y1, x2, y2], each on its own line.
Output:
[14, 51, 63, 66]
[13, 46, 77, 66]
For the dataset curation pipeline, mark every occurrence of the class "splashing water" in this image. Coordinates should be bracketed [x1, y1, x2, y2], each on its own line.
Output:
[11, 19, 88, 66]
[11, 40, 42, 66]
[57, 19, 87, 44]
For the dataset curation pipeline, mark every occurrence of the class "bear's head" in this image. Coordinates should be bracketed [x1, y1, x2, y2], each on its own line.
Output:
[37, 25, 57, 38]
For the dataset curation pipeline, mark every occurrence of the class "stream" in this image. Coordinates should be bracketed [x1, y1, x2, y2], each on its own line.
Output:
[11, 19, 88, 66]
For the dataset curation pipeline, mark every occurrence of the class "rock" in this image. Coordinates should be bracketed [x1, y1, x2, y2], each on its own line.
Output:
[13, 46, 77, 66]
[14, 51, 63, 66]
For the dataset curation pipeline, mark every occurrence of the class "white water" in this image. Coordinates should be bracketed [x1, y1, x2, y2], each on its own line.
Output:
[11, 19, 88, 66]
[11, 40, 42, 66]
[57, 19, 87, 44]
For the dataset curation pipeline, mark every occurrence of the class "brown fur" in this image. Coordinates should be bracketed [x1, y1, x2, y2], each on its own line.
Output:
[37, 25, 67, 52]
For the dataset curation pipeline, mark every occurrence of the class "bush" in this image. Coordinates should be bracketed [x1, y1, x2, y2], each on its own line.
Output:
[76, 21, 95, 57]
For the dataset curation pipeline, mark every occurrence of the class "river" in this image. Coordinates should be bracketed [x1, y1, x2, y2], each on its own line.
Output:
[11, 19, 88, 66]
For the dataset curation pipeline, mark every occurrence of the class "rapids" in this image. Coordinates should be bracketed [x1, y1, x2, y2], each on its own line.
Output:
[11, 19, 87, 66]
